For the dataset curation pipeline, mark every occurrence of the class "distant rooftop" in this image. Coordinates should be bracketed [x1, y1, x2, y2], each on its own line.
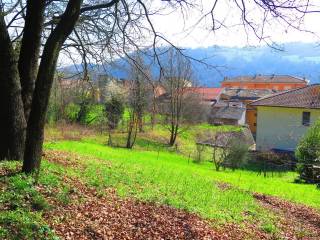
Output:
[184, 87, 224, 101]
[222, 75, 308, 84]
[251, 84, 320, 109]
[222, 88, 277, 100]
[211, 106, 245, 120]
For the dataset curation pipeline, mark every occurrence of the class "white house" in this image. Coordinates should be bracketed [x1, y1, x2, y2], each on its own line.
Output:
[251, 84, 320, 151]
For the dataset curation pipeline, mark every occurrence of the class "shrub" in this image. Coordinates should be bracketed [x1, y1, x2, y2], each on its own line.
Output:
[85, 104, 105, 125]
[296, 120, 320, 183]
[65, 102, 106, 126]
[65, 103, 80, 122]
[105, 95, 125, 130]
[46, 101, 61, 124]
[296, 120, 320, 165]
[223, 140, 249, 171]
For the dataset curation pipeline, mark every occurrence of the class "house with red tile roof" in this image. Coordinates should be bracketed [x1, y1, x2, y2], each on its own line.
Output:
[250, 84, 320, 151]
[183, 87, 224, 104]
[221, 75, 308, 91]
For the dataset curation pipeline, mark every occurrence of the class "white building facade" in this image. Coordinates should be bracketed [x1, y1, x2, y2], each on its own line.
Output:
[256, 106, 320, 151]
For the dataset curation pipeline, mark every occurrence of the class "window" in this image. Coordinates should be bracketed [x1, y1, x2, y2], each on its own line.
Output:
[302, 112, 311, 126]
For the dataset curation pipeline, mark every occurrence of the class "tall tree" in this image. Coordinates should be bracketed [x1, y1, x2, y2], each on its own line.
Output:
[126, 56, 150, 148]
[0, 0, 317, 173]
[23, 0, 83, 172]
[18, 0, 46, 120]
[160, 49, 194, 146]
[0, 14, 26, 160]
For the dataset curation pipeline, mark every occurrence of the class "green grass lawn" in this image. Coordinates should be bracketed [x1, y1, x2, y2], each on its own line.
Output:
[45, 141, 262, 222]
[2, 124, 320, 239]
[46, 140, 320, 209]
[0, 161, 63, 239]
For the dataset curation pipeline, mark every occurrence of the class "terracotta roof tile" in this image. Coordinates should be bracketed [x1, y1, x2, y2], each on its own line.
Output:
[223, 88, 277, 100]
[184, 87, 224, 101]
[223, 75, 307, 84]
[250, 84, 320, 108]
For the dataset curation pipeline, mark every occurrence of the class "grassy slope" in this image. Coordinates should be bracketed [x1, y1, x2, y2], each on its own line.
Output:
[0, 161, 65, 239]
[2, 123, 267, 240]
[45, 141, 261, 223]
[45, 139, 320, 209]
[2, 123, 319, 239]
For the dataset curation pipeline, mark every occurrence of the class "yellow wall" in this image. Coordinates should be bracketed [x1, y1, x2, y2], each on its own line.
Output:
[246, 108, 257, 134]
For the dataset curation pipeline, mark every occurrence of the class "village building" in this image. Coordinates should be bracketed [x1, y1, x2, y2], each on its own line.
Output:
[219, 88, 277, 134]
[183, 87, 224, 105]
[210, 100, 246, 125]
[251, 84, 320, 151]
[221, 75, 308, 90]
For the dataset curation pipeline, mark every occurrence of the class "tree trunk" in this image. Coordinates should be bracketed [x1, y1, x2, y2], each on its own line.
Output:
[0, 62, 10, 160]
[150, 96, 156, 130]
[169, 123, 178, 146]
[0, 14, 27, 160]
[23, 0, 82, 173]
[18, 0, 46, 120]
[126, 113, 138, 149]
[126, 126, 133, 148]
[138, 112, 143, 132]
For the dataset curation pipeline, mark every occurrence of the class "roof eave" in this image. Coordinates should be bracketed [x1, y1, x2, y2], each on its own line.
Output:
[251, 104, 320, 110]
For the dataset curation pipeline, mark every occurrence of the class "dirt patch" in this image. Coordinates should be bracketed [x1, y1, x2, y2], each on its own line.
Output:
[215, 181, 233, 191]
[43, 150, 112, 170]
[216, 223, 271, 240]
[43, 150, 84, 169]
[41, 149, 320, 239]
[254, 193, 320, 239]
[43, 181, 226, 240]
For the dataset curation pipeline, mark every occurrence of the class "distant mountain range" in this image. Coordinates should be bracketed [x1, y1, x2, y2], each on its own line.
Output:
[61, 42, 320, 86]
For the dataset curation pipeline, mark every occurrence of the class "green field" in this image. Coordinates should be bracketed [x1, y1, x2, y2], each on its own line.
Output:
[45, 140, 320, 210]
[1, 124, 320, 239]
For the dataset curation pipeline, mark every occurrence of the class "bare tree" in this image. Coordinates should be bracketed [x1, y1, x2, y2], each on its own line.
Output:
[126, 55, 149, 148]
[159, 49, 203, 146]
[0, 0, 318, 173]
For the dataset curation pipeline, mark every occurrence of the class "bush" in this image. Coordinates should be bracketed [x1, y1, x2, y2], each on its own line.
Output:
[296, 120, 320, 183]
[85, 104, 105, 125]
[105, 95, 125, 130]
[65, 103, 80, 122]
[296, 120, 320, 165]
[46, 101, 61, 124]
[223, 140, 249, 171]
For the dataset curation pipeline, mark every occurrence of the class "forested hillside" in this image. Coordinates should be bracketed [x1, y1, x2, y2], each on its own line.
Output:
[62, 42, 320, 86]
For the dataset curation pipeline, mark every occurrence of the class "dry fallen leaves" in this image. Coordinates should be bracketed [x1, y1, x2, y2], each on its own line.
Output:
[41, 150, 320, 240]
